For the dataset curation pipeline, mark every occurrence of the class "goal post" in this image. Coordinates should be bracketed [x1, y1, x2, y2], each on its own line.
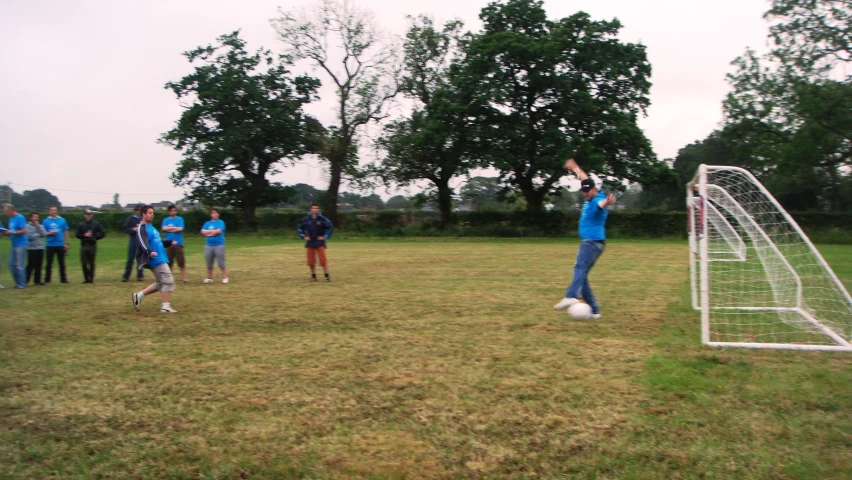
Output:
[687, 165, 852, 351]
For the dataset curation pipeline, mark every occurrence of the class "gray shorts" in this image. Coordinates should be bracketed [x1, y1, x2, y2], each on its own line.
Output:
[204, 245, 226, 269]
[151, 263, 175, 292]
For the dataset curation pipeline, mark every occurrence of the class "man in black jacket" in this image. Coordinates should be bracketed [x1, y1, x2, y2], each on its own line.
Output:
[76, 209, 106, 283]
[121, 206, 144, 282]
[297, 203, 334, 282]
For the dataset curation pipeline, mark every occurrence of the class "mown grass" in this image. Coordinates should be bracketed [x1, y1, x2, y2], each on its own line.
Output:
[0, 237, 850, 479]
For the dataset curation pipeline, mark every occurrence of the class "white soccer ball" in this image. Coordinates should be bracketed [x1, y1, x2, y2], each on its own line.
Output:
[568, 302, 592, 320]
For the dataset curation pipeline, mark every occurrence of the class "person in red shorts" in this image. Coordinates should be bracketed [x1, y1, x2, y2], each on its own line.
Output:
[297, 203, 334, 282]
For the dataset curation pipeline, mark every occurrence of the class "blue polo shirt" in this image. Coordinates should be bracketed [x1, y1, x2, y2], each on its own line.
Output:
[8, 213, 28, 248]
[202, 219, 226, 246]
[161, 216, 185, 245]
[42, 216, 69, 247]
[143, 224, 169, 268]
[579, 191, 609, 241]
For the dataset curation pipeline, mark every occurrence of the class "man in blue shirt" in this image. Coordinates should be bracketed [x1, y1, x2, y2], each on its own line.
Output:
[553, 159, 617, 320]
[201, 208, 228, 284]
[42, 205, 70, 284]
[122, 206, 144, 282]
[161, 205, 188, 283]
[131, 205, 178, 313]
[3, 204, 29, 289]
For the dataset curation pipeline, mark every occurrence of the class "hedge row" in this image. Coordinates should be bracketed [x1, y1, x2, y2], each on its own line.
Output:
[39, 209, 852, 243]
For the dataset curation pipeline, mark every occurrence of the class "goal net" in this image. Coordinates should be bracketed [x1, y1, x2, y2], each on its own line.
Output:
[688, 165, 852, 351]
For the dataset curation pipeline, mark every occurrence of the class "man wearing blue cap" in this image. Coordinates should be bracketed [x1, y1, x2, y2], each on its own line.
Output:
[553, 158, 617, 320]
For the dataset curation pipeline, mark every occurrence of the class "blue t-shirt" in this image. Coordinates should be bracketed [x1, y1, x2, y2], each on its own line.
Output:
[579, 191, 609, 240]
[42, 216, 69, 247]
[161, 216, 185, 245]
[202, 219, 226, 246]
[8, 213, 29, 248]
[144, 224, 169, 268]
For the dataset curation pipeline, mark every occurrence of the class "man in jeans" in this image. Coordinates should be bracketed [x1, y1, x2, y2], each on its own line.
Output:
[42, 205, 70, 284]
[3, 204, 29, 289]
[26, 211, 48, 285]
[553, 159, 617, 320]
[122, 206, 144, 282]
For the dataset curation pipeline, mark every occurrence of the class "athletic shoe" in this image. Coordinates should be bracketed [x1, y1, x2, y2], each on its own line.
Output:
[0, 284, 4, 289]
[121, 278, 129, 282]
[310, 277, 318, 282]
[589, 314, 601, 320]
[132, 293, 141, 311]
[203, 278, 213, 284]
[553, 297, 579, 311]
[325, 276, 331, 282]
[161, 306, 178, 314]
[222, 278, 229, 284]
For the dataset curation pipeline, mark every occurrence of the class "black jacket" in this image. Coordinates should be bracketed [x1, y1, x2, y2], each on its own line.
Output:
[123, 215, 141, 242]
[76, 220, 106, 246]
[298, 213, 333, 248]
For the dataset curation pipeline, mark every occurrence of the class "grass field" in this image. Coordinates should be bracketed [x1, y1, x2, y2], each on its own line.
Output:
[1, 236, 851, 479]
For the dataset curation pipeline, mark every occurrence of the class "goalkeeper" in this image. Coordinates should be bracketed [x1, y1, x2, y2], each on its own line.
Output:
[553, 158, 617, 319]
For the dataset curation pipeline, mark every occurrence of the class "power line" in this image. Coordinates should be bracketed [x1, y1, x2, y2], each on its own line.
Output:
[8, 182, 179, 197]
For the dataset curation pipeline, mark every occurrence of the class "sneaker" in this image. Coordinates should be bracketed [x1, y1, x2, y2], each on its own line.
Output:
[121, 278, 129, 282]
[553, 297, 579, 311]
[161, 305, 178, 314]
[132, 293, 141, 311]
[0, 284, 4, 289]
[203, 278, 213, 284]
[222, 278, 229, 284]
[310, 277, 318, 282]
[589, 314, 601, 320]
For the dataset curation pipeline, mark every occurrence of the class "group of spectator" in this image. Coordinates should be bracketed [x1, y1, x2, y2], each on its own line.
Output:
[1, 204, 105, 289]
[2, 202, 334, 292]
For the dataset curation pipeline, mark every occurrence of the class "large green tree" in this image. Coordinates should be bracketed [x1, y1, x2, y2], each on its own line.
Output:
[457, 0, 658, 212]
[161, 32, 319, 227]
[376, 16, 474, 227]
[273, 0, 400, 224]
[722, 1, 852, 211]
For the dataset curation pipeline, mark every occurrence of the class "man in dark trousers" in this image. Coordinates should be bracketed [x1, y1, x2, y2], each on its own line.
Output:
[122, 205, 144, 282]
[76, 209, 106, 283]
[297, 203, 334, 282]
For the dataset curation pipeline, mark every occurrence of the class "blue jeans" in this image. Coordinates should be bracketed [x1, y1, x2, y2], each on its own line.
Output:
[9, 245, 27, 288]
[565, 239, 605, 314]
[123, 240, 143, 280]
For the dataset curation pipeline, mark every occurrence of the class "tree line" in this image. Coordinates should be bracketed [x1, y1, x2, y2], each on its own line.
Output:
[160, 0, 851, 230]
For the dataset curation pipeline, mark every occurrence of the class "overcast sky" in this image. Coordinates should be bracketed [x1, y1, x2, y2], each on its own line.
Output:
[0, 0, 773, 207]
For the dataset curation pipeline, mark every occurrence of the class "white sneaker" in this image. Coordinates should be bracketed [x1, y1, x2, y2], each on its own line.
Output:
[203, 278, 213, 284]
[132, 293, 141, 311]
[589, 313, 601, 320]
[222, 278, 229, 284]
[553, 297, 579, 311]
[161, 305, 178, 313]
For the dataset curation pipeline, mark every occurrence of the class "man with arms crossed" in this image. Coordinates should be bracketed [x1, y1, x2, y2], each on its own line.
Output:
[161, 205, 188, 283]
[42, 205, 70, 284]
[3, 204, 29, 289]
[131, 205, 178, 313]
[76, 209, 106, 283]
[297, 203, 334, 282]
[26, 211, 48, 285]
[553, 159, 617, 319]
[201, 208, 228, 284]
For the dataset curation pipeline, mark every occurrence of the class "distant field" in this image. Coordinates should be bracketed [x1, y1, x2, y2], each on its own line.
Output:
[1, 237, 850, 479]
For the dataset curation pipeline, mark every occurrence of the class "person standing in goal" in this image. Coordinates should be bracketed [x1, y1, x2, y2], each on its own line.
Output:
[553, 158, 617, 319]
[298, 203, 333, 282]
[131, 205, 178, 313]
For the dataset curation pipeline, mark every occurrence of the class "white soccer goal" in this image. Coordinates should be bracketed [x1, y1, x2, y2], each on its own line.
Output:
[687, 165, 852, 351]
